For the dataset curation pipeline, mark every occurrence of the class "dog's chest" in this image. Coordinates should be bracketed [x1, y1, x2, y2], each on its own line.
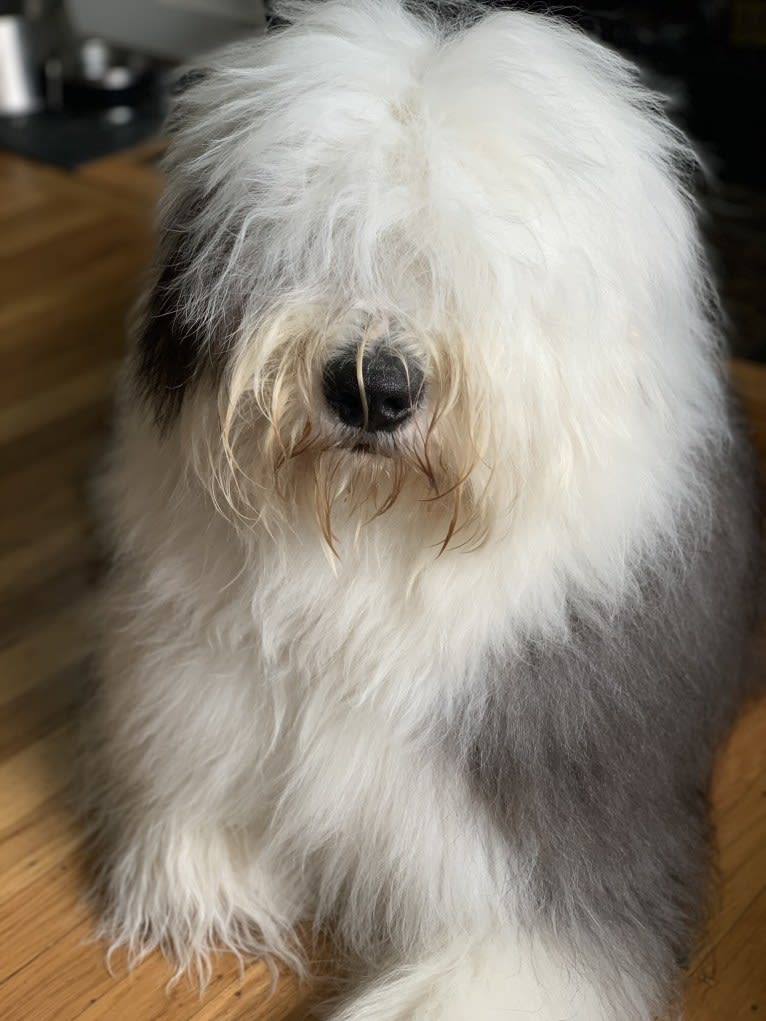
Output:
[248, 530, 496, 715]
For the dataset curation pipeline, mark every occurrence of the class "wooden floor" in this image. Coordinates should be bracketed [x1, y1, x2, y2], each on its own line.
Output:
[0, 148, 764, 1020]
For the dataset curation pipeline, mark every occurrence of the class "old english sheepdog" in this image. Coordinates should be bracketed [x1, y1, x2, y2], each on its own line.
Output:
[86, 1, 762, 1018]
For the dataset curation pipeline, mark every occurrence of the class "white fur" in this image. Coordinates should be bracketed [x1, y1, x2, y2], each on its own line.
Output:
[90, 3, 727, 1018]
[330, 933, 659, 1021]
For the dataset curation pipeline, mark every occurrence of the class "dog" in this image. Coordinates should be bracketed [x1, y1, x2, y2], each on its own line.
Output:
[86, 2, 762, 1018]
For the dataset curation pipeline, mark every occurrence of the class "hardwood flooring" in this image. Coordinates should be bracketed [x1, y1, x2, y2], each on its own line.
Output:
[0, 149, 763, 1020]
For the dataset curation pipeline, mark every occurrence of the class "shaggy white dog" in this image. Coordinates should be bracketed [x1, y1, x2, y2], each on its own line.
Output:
[86, 2, 761, 1019]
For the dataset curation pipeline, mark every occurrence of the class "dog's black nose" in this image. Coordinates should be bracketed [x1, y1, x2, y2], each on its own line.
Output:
[323, 348, 424, 433]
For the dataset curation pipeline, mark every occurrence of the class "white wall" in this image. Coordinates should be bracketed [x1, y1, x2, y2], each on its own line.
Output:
[67, 0, 266, 59]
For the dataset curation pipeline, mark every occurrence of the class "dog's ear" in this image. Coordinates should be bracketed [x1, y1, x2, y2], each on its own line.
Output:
[133, 67, 236, 429]
[134, 193, 238, 429]
[133, 201, 207, 429]
[135, 182, 242, 429]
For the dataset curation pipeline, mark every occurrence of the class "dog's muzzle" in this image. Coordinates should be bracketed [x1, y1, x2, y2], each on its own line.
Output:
[322, 347, 424, 434]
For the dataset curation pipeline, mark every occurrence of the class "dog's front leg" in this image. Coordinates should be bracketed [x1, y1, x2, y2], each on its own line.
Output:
[84, 578, 307, 982]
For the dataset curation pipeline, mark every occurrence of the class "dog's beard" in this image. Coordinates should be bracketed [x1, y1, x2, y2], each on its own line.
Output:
[195, 344, 495, 557]
[212, 402, 493, 557]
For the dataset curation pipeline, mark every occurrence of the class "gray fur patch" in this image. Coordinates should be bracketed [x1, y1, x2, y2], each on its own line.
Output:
[457, 399, 762, 1007]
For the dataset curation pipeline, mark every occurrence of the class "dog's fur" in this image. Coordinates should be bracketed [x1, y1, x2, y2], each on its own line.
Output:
[86, 2, 762, 1018]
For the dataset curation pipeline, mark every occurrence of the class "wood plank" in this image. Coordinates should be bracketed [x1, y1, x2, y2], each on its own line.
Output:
[0, 801, 81, 904]
[1, 920, 118, 1021]
[77, 139, 167, 205]
[0, 843, 87, 984]
[0, 727, 75, 833]
[74, 956, 307, 1021]
[687, 698, 766, 971]
[684, 888, 766, 1019]
[0, 363, 119, 446]
[0, 599, 94, 705]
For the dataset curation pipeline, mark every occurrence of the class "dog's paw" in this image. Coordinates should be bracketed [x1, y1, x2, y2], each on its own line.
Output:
[93, 823, 305, 986]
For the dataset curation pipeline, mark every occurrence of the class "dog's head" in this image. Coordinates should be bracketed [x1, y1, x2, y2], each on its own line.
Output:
[134, 0, 718, 562]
